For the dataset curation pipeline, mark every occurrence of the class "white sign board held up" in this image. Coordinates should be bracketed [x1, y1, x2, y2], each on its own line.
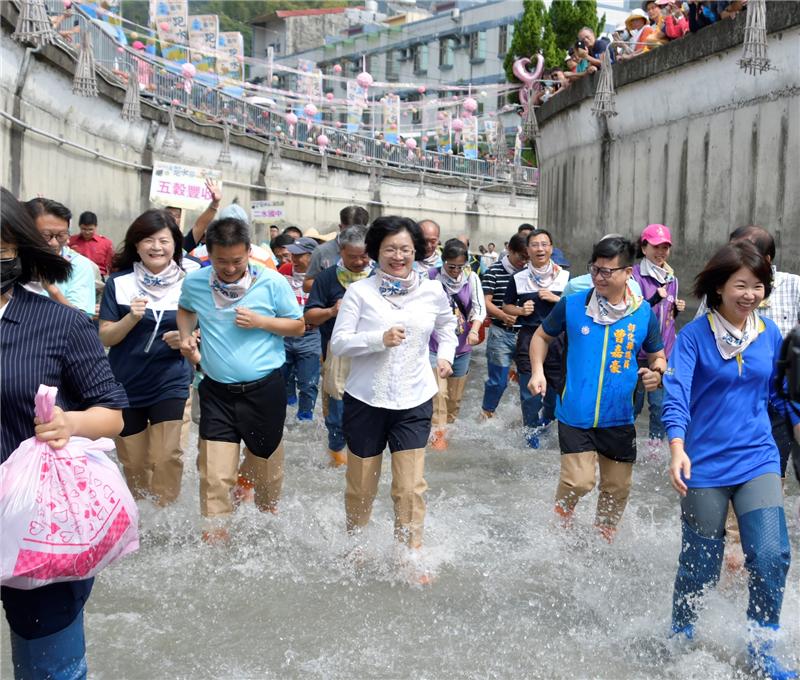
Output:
[149, 162, 222, 211]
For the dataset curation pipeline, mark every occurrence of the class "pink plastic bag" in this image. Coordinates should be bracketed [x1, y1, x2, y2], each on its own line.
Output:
[0, 385, 139, 589]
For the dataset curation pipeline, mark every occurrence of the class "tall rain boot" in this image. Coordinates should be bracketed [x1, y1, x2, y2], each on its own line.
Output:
[147, 420, 184, 506]
[247, 443, 285, 514]
[198, 439, 240, 519]
[430, 370, 449, 451]
[114, 429, 151, 500]
[345, 452, 383, 532]
[233, 452, 255, 506]
[595, 455, 633, 543]
[671, 520, 724, 639]
[747, 622, 798, 680]
[445, 375, 468, 424]
[390, 448, 427, 548]
[554, 451, 597, 528]
[179, 392, 193, 453]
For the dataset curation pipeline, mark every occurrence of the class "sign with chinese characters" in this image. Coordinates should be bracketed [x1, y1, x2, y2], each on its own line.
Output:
[462, 115, 478, 159]
[436, 111, 451, 153]
[382, 94, 400, 144]
[188, 14, 217, 73]
[152, 0, 188, 63]
[483, 119, 497, 148]
[149, 162, 222, 210]
[346, 81, 367, 133]
[608, 323, 637, 374]
[251, 201, 285, 223]
[216, 31, 243, 81]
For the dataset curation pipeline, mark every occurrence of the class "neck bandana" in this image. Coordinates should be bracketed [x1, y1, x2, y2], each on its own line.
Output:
[421, 251, 441, 270]
[133, 260, 185, 301]
[210, 266, 256, 309]
[586, 284, 642, 325]
[501, 255, 522, 276]
[437, 268, 468, 296]
[526, 260, 561, 291]
[336, 259, 372, 289]
[639, 257, 674, 285]
[708, 309, 759, 360]
[375, 267, 421, 298]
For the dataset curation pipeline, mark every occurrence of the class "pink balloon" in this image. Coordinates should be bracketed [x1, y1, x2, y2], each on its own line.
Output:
[333, 64, 342, 74]
[335, 121, 342, 128]
[512, 55, 545, 88]
[437, 111, 445, 120]
[181, 62, 196, 78]
[286, 113, 298, 125]
[63, 0, 72, 7]
[356, 71, 373, 88]
[317, 134, 329, 148]
[116, 46, 124, 53]
[303, 104, 318, 117]
[418, 85, 426, 94]
[326, 92, 334, 101]
[171, 98, 180, 106]
[463, 97, 478, 112]
[421, 135, 429, 143]
[405, 138, 417, 150]
[451, 118, 464, 131]
[159, 21, 170, 32]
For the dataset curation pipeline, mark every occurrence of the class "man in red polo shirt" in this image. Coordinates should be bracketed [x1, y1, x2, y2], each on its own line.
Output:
[68, 211, 114, 276]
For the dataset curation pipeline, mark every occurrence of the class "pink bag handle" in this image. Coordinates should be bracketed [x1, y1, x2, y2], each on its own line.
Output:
[34, 385, 58, 423]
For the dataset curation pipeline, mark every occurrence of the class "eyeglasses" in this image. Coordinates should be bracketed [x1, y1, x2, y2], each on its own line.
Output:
[444, 263, 466, 271]
[528, 241, 552, 249]
[588, 264, 628, 279]
[41, 231, 69, 243]
[380, 247, 415, 257]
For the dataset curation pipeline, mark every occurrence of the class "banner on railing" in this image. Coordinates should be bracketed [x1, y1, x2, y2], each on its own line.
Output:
[217, 32, 244, 81]
[149, 162, 222, 211]
[383, 94, 400, 144]
[437, 111, 452, 154]
[346, 81, 367, 133]
[251, 201, 285, 223]
[463, 116, 478, 160]
[483, 120, 497, 148]
[188, 15, 217, 73]
[152, 0, 188, 63]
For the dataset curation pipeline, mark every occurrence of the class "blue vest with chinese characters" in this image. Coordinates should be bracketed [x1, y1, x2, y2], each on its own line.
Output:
[557, 292, 653, 429]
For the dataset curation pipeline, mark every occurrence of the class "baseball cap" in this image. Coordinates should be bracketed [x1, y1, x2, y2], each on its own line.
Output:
[641, 223, 672, 246]
[286, 237, 318, 255]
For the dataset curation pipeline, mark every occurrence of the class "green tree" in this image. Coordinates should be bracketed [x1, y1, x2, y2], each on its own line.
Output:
[548, 0, 605, 53]
[503, 0, 551, 83]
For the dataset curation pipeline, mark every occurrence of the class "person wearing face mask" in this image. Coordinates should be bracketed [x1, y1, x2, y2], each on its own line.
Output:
[480, 233, 529, 420]
[278, 237, 320, 421]
[503, 229, 569, 448]
[177, 218, 304, 543]
[330, 216, 456, 582]
[528, 237, 666, 542]
[304, 225, 372, 467]
[631, 224, 686, 460]
[1, 188, 128, 680]
[23, 198, 97, 317]
[428, 239, 486, 451]
[98, 210, 191, 507]
[663, 241, 799, 679]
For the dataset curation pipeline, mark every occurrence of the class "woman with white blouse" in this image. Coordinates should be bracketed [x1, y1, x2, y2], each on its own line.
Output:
[330, 216, 457, 561]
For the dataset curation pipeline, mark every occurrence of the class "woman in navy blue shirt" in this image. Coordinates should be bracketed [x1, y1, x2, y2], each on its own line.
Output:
[0, 188, 128, 679]
[663, 241, 798, 679]
[99, 210, 191, 507]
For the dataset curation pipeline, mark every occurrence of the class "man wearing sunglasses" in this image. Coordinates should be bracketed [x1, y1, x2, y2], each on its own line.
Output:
[528, 236, 666, 542]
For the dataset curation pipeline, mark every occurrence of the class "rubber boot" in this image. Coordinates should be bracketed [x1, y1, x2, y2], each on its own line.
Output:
[431, 368, 449, 429]
[747, 622, 799, 680]
[247, 443, 284, 514]
[445, 375, 468, 424]
[198, 439, 240, 518]
[390, 448, 427, 548]
[671, 520, 724, 634]
[328, 448, 347, 467]
[233, 453, 255, 506]
[114, 429, 151, 500]
[147, 420, 184, 506]
[345, 452, 383, 532]
[179, 392, 193, 453]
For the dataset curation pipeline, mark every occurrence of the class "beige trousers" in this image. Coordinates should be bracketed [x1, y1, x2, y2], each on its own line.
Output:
[555, 451, 633, 528]
[199, 439, 284, 517]
[114, 429, 151, 501]
[432, 371, 469, 427]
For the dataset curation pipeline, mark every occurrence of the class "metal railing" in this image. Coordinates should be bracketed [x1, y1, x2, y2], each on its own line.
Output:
[38, 1, 536, 187]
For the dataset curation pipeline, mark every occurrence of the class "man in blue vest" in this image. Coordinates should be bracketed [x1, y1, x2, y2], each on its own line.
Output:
[528, 237, 666, 541]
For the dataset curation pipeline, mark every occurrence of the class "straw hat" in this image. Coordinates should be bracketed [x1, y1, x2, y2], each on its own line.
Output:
[303, 227, 337, 242]
[625, 8, 649, 29]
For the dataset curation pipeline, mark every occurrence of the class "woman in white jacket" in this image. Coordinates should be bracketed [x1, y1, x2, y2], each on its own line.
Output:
[331, 216, 457, 566]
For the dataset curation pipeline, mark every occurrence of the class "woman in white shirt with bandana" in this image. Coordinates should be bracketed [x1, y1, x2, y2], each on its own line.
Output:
[331, 216, 457, 574]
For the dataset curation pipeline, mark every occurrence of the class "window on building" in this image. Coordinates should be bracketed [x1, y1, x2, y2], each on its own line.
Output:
[439, 37, 454, 69]
[408, 94, 422, 125]
[497, 90, 508, 111]
[469, 31, 486, 62]
[413, 44, 428, 74]
[385, 50, 398, 81]
[498, 25, 508, 55]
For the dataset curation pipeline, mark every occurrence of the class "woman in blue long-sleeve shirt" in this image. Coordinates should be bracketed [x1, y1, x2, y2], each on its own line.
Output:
[662, 241, 798, 680]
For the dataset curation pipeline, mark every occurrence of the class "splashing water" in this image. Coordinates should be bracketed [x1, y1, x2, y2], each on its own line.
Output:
[2, 346, 798, 679]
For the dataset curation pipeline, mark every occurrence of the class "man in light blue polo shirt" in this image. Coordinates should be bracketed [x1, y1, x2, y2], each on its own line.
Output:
[177, 216, 304, 541]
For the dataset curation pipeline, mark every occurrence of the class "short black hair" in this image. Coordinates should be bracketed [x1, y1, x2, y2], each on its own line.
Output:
[78, 211, 97, 226]
[591, 236, 636, 267]
[113, 209, 182, 271]
[442, 238, 468, 262]
[694, 240, 773, 309]
[517, 223, 535, 233]
[527, 229, 553, 246]
[729, 225, 776, 261]
[340, 205, 369, 227]
[507, 233, 528, 254]
[365, 216, 426, 262]
[206, 218, 251, 253]
[283, 226, 302, 238]
[270, 233, 294, 250]
[2, 188, 71, 284]
[25, 197, 72, 225]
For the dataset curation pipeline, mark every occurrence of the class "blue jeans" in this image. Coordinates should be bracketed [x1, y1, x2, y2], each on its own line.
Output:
[482, 324, 517, 413]
[325, 395, 346, 452]
[517, 372, 557, 428]
[430, 351, 472, 377]
[633, 383, 665, 440]
[10, 609, 87, 680]
[283, 333, 321, 414]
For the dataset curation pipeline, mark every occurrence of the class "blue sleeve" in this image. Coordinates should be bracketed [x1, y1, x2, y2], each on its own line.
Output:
[178, 275, 198, 312]
[541, 297, 567, 337]
[64, 258, 97, 316]
[768, 325, 800, 427]
[643, 308, 665, 353]
[271, 276, 303, 319]
[98, 277, 120, 322]
[502, 276, 518, 306]
[662, 328, 697, 441]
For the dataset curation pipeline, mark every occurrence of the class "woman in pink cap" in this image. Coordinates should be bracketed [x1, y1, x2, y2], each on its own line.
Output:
[632, 224, 685, 459]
